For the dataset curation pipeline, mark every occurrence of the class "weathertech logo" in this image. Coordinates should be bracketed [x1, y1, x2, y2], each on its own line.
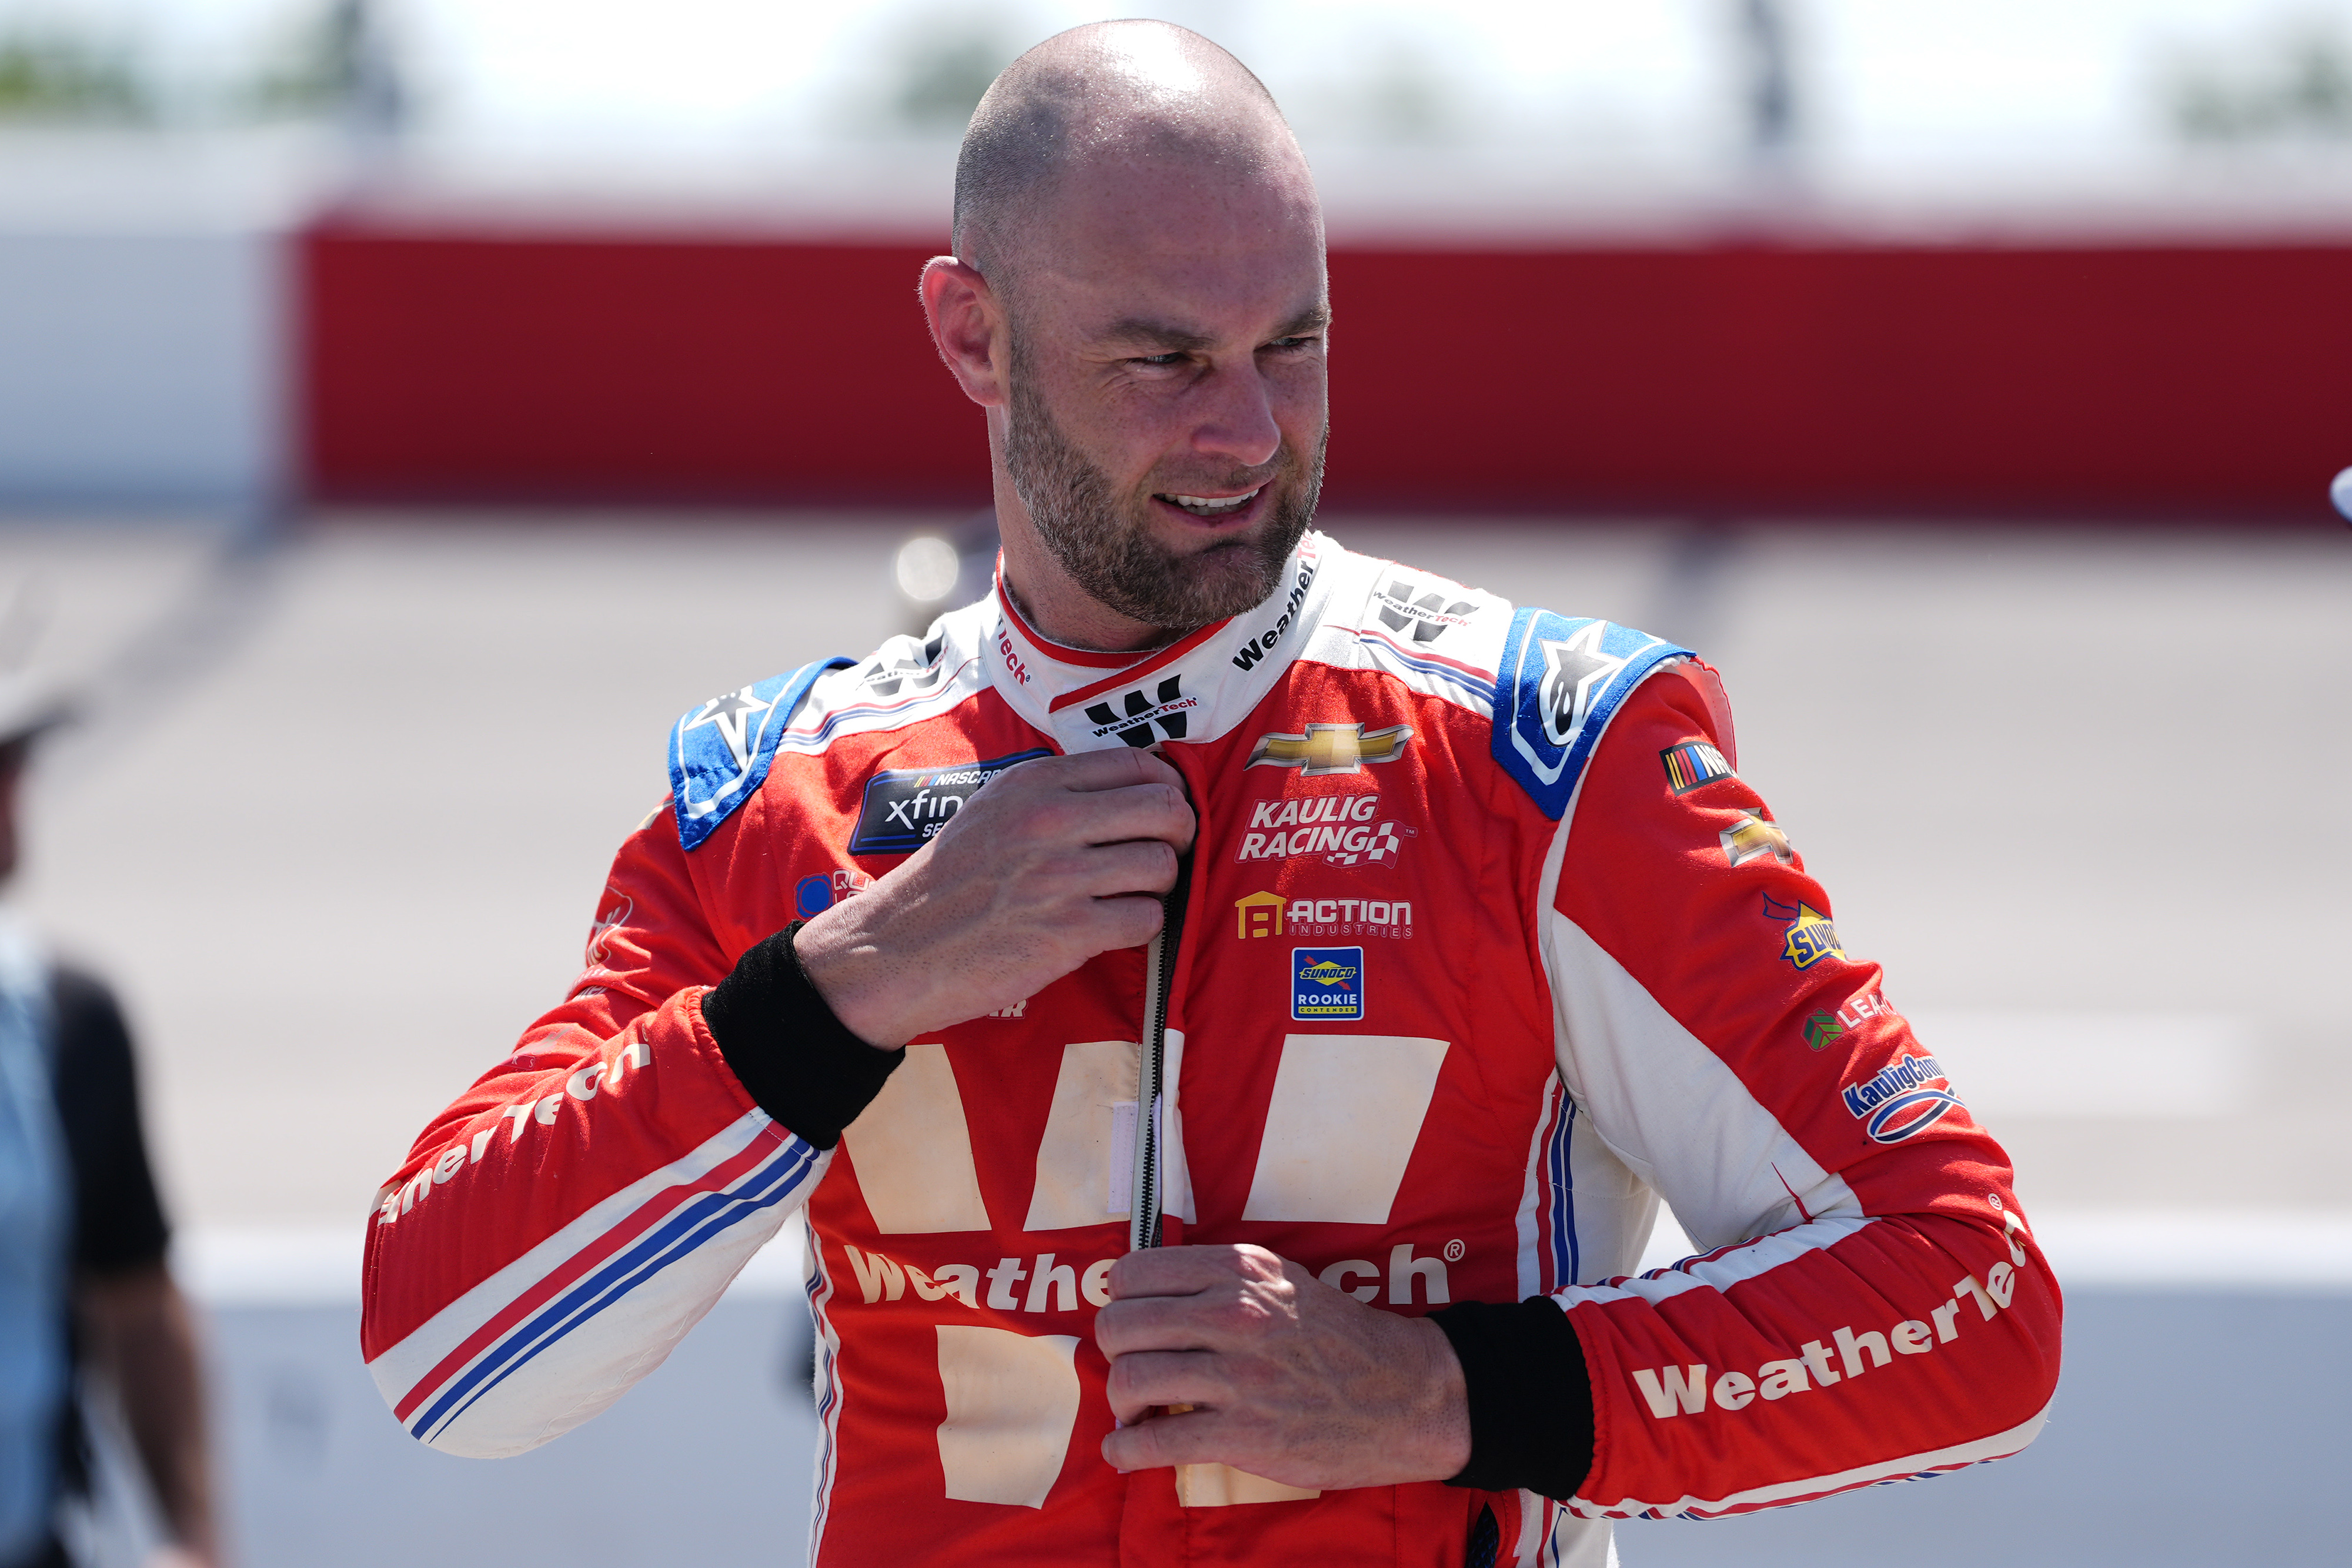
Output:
[1630, 1263, 2026, 1420]
[1245, 723, 1414, 775]
[1086, 675, 1197, 747]
[1375, 579, 1475, 644]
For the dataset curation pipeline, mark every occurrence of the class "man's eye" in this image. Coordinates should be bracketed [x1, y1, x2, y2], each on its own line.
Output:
[1131, 353, 1187, 367]
[1267, 336, 1319, 352]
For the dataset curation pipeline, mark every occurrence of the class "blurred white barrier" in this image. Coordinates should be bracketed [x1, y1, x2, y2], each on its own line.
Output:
[1904, 1011, 2256, 1119]
[0, 229, 282, 509]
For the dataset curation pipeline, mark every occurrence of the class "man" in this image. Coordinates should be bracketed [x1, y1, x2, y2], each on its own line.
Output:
[0, 690, 218, 1568]
[362, 22, 2059, 1567]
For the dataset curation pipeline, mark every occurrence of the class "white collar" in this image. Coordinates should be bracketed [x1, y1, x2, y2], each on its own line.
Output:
[985, 533, 1334, 753]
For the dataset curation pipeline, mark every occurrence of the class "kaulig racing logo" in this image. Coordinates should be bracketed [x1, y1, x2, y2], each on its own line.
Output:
[1234, 792, 1416, 868]
[847, 748, 1051, 855]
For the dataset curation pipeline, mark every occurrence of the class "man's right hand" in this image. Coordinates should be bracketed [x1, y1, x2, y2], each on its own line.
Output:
[791, 748, 1194, 1048]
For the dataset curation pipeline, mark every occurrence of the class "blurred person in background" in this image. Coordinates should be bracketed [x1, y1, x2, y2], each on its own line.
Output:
[363, 21, 2058, 1567]
[0, 689, 218, 1568]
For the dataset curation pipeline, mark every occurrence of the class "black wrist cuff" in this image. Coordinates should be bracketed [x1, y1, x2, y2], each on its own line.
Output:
[1431, 1297, 1595, 1500]
[700, 920, 902, 1149]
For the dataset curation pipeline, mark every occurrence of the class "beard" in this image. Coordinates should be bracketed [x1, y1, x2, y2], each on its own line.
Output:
[1003, 342, 1324, 636]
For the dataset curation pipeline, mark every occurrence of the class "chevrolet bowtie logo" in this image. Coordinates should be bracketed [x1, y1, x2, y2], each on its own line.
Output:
[1245, 722, 1414, 775]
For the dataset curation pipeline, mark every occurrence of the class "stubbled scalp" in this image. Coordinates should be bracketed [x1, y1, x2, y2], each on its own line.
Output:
[953, 20, 1311, 295]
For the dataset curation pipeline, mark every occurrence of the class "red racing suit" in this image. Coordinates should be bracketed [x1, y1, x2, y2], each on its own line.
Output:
[360, 532, 2060, 1567]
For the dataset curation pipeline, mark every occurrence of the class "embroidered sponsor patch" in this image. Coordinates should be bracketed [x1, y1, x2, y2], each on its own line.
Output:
[1233, 793, 1416, 867]
[1245, 723, 1413, 775]
[794, 868, 875, 919]
[1763, 891, 1845, 969]
[1719, 808, 1793, 868]
[1842, 1052, 1963, 1142]
[1374, 577, 1477, 646]
[1493, 609, 1689, 820]
[847, 748, 1052, 856]
[1084, 674, 1198, 747]
[1805, 987, 1897, 1049]
[1662, 740, 1735, 795]
[1291, 947, 1365, 1021]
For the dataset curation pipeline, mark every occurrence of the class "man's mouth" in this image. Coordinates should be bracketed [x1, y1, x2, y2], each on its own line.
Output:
[1155, 486, 1264, 519]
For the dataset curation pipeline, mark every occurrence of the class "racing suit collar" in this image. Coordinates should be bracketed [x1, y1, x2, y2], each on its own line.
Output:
[987, 533, 1332, 754]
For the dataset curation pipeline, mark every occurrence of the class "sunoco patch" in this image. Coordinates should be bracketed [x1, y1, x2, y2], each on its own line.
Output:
[846, 748, 1051, 856]
[1292, 947, 1364, 1021]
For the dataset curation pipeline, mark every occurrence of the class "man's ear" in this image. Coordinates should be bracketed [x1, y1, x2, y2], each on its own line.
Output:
[920, 257, 1010, 409]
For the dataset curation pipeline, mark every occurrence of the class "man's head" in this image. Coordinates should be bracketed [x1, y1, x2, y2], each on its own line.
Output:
[921, 21, 1329, 649]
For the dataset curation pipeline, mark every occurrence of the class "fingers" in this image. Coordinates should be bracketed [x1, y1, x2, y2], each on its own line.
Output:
[1076, 838, 1181, 899]
[1108, 1244, 1281, 1301]
[1001, 746, 1187, 797]
[983, 753, 1196, 852]
[1104, 1350, 1231, 1425]
[1101, 1405, 1224, 1473]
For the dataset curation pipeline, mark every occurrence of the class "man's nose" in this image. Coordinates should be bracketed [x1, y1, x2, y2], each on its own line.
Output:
[1188, 362, 1283, 470]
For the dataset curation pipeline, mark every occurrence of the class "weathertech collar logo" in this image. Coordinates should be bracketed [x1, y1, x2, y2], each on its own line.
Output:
[1662, 740, 1735, 794]
[1375, 579, 1475, 644]
[1720, 808, 1793, 868]
[1842, 1052, 1962, 1142]
[1086, 674, 1197, 747]
[1246, 722, 1414, 775]
[1764, 892, 1845, 969]
[1292, 947, 1364, 1020]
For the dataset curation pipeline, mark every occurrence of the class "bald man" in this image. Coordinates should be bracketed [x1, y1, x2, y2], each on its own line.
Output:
[362, 22, 2059, 1567]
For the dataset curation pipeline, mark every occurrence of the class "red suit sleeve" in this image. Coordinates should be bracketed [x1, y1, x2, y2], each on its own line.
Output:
[358, 805, 833, 1457]
[1541, 663, 2060, 1517]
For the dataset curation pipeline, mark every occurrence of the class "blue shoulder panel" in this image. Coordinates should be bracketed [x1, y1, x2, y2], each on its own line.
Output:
[669, 657, 854, 851]
[1492, 609, 1690, 821]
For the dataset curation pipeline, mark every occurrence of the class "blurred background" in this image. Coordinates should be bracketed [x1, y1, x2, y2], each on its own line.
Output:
[0, 1, 2346, 1564]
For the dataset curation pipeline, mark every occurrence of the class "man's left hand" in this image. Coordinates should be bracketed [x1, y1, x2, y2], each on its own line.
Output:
[1094, 1244, 1471, 1490]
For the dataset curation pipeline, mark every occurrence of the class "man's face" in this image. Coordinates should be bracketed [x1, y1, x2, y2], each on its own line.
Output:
[996, 152, 1329, 633]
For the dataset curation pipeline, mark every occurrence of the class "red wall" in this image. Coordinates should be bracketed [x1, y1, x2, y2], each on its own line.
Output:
[302, 222, 2352, 519]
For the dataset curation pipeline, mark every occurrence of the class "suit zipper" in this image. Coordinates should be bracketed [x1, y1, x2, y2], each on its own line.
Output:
[1126, 851, 1192, 1253]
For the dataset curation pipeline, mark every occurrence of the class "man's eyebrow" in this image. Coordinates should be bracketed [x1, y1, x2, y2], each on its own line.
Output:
[1095, 305, 1332, 353]
[1270, 305, 1331, 339]
[1098, 318, 1219, 352]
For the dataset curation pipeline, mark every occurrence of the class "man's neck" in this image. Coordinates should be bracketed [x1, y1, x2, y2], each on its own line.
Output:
[994, 492, 1181, 656]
